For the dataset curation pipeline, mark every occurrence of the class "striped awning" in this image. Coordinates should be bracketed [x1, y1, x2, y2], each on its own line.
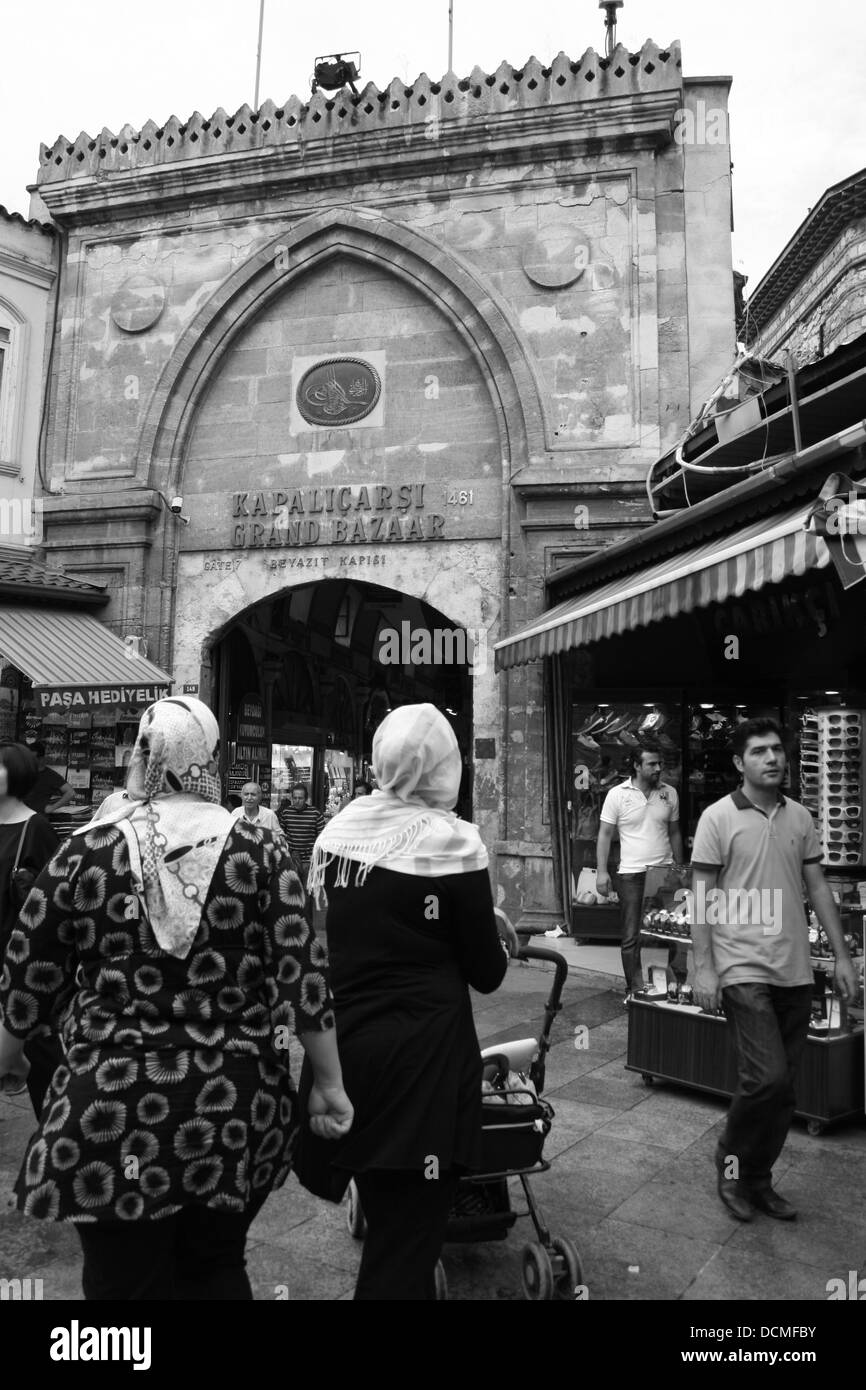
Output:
[495, 503, 831, 671]
[0, 606, 172, 709]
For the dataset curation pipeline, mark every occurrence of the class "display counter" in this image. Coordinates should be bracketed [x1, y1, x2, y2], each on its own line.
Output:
[625, 999, 865, 1134]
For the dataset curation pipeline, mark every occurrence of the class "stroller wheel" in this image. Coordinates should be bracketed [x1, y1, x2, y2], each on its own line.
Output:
[345, 1179, 367, 1240]
[550, 1236, 583, 1298]
[521, 1242, 554, 1301]
[434, 1260, 448, 1301]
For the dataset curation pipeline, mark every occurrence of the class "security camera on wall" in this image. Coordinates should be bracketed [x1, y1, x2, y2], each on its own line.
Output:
[169, 496, 184, 513]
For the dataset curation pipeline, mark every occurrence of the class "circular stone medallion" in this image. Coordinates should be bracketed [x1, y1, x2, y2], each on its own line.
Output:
[297, 357, 381, 427]
[110, 274, 166, 333]
[522, 229, 591, 289]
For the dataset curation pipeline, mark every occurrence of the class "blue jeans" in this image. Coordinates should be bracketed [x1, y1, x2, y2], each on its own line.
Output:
[615, 870, 687, 992]
[720, 982, 813, 1188]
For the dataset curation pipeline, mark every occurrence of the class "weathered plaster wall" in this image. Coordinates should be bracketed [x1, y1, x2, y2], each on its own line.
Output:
[0, 214, 55, 523]
[182, 254, 501, 518]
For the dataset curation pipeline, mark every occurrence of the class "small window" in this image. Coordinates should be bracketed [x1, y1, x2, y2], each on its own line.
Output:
[0, 326, 9, 403]
[0, 313, 26, 475]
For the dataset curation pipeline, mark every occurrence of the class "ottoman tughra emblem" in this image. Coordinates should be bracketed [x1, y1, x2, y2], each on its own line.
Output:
[296, 357, 381, 427]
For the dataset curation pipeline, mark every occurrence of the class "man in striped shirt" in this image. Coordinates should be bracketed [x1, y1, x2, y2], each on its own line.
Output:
[277, 784, 326, 922]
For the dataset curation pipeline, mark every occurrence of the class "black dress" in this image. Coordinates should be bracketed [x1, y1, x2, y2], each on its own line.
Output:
[1, 818, 334, 1222]
[297, 860, 507, 1199]
[0, 814, 59, 954]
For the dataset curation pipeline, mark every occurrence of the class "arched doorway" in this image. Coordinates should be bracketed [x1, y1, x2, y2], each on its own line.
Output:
[210, 578, 475, 817]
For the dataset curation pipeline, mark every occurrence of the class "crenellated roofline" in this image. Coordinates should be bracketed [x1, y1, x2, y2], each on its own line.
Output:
[37, 42, 681, 187]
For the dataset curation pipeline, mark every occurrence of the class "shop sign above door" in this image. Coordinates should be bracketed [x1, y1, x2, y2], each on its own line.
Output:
[296, 357, 381, 427]
[36, 683, 171, 711]
[235, 693, 269, 764]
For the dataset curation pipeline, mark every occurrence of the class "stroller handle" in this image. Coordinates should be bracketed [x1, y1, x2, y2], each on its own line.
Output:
[509, 944, 569, 1095]
[515, 944, 569, 1008]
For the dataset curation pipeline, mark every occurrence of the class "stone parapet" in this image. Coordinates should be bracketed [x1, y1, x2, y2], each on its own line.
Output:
[37, 43, 681, 189]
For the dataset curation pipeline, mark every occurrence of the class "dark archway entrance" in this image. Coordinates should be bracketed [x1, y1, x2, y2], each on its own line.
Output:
[211, 579, 474, 816]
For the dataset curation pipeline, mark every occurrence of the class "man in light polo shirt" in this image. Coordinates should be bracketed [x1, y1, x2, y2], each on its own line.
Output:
[691, 717, 858, 1224]
[597, 747, 687, 1001]
[232, 782, 282, 834]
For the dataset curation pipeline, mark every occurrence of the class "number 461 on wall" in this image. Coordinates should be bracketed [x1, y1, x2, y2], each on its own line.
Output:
[445, 488, 474, 505]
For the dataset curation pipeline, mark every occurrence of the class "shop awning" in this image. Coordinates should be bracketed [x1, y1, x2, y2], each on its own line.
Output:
[495, 503, 831, 671]
[0, 606, 172, 710]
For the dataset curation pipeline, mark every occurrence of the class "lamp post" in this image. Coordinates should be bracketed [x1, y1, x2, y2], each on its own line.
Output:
[598, 0, 623, 59]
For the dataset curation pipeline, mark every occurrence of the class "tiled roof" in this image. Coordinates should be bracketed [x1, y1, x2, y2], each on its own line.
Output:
[0, 550, 107, 603]
[0, 203, 55, 234]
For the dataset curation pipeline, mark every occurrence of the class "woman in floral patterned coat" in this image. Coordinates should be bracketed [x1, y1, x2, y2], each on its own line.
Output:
[0, 696, 352, 1300]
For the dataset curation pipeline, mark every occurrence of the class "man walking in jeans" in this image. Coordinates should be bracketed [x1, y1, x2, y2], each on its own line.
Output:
[596, 747, 688, 1003]
[691, 717, 858, 1222]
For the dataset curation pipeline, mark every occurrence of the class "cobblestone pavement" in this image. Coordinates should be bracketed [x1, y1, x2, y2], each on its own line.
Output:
[1, 953, 864, 1301]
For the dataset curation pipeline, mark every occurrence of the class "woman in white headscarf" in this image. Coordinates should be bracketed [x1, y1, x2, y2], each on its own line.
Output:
[300, 702, 517, 1300]
[0, 696, 352, 1300]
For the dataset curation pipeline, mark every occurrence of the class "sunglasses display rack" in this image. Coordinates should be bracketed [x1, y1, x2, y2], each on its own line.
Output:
[801, 709, 866, 869]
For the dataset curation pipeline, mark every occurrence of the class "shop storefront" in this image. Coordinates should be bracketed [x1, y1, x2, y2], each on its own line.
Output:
[496, 458, 866, 1129]
[0, 603, 171, 827]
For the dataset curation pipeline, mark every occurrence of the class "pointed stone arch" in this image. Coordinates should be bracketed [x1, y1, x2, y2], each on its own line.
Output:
[137, 204, 546, 491]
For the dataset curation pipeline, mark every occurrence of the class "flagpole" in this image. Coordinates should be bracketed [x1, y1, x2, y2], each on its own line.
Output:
[448, 1, 453, 72]
[254, 0, 266, 109]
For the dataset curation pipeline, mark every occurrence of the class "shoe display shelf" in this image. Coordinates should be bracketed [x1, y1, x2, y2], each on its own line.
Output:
[685, 703, 776, 828]
[625, 1000, 865, 1134]
[571, 701, 683, 942]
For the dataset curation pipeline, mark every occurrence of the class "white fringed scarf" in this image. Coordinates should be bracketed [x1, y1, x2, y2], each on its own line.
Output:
[307, 703, 488, 903]
[83, 697, 232, 958]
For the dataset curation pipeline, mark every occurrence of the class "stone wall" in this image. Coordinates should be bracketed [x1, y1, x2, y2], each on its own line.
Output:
[0, 211, 56, 532]
[35, 39, 735, 928]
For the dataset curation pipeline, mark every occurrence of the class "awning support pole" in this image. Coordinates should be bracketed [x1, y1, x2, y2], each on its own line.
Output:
[785, 349, 803, 455]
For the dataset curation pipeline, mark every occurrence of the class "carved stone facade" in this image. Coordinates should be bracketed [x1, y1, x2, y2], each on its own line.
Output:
[32, 40, 734, 926]
[744, 167, 866, 365]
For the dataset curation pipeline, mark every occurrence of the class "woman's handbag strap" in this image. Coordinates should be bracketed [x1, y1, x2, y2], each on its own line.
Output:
[11, 819, 30, 873]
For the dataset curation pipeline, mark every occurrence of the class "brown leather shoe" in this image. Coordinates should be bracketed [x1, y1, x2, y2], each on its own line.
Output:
[717, 1175, 755, 1222]
[749, 1187, 797, 1221]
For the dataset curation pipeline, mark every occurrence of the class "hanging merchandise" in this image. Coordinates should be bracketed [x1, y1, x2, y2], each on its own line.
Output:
[813, 709, 865, 869]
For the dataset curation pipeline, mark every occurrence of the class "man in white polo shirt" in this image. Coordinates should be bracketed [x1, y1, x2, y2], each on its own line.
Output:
[232, 782, 283, 835]
[596, 747, 687, 1001]
[691, 717, 858, 1224]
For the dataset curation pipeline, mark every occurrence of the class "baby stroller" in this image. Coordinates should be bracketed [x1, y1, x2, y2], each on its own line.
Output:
[346, 944, 582, 1300]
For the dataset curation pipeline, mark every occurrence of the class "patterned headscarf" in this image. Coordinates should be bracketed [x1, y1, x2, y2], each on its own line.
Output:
[307, 703, 488, 901]
[85, 697, 233, 957]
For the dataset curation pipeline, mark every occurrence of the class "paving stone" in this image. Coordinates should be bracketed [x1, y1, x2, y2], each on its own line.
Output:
[681, 1244, 837, 1302]
[246, 1238, 356, 1301]
[573, 1217, 723, 1301]
[542, 1097, 623, 1158]
[556, 1070, 653, 1111]
[555, 1131, 676, 1181]
[596, 1101, 723, 1151]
